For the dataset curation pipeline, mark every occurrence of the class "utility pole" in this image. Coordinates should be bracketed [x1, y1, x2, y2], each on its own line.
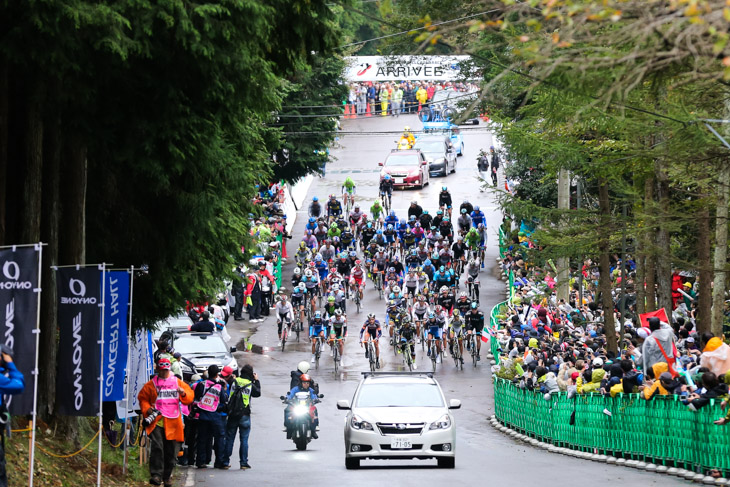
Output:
[556, 168, 571, 303]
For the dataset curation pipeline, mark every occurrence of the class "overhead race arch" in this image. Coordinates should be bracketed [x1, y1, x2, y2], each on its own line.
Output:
[344, 56, 475, 82]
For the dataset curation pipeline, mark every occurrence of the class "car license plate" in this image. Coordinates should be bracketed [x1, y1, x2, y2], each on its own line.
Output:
[390, 437, 412, 449]
[394, 178, 404, 185]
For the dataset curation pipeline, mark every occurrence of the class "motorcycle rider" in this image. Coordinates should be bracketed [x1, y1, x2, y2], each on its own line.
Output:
[286, 374, 319, 439]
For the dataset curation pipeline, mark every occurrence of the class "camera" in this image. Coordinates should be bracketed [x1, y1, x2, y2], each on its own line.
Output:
[143, 408, 160, 426]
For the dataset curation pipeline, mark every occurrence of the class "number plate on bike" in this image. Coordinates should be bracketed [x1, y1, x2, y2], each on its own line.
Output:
[390, 437, 412, 449]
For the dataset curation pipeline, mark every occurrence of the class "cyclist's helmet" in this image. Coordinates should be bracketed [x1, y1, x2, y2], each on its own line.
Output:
[463, 199, 469, 204]
[390, 210, 396, 217]
[389, 294, 396, 301]
[314, 254, 322, 262]
[469, 259, 477, 267]
[418, 295, 426, 302]
[428, 312, 436, 319]
[308, 261, 316, 268]
[332, 284, 340, 291]
[439, 266, 446, 272]
[294, 267, 301, 275]
[461, 208, 467, 214]
[437, 210, 443, 215]
[393, 285, 401, 293]
[355, 204, 360, 209]
[411, 249, 417, 255]
[435, 305, 443, 313]
[304, 269, 313, 277]
[471, 302, 478, 309]
[442, 186, 448, 191]
[335, 309, 343, 316]
[424, 210, 429, 214]
[299, 241, 306, 249]
[406, 228, 412, 233]
[475, 205, 480, 211]
[453, 309, 461, 317]
[415, 222, 421, 228]
[444, 216, 450, 222]
[384, 174, 391, 180]
[387, 224, 394, 230]
[400, 218, 406, 225]
[330, 194, 336, 199]
[367, 313, 376, 320]
[355, 259, 362, 266]
[424, 259, 432, 266]
[478, 223, 485, 229]
[349, 250, 357, 258]
[309, 217, 316, 223]
[440, 286, 448, 293]
[328, 296, 336, 303]
[393, 255, 400, 261]
[367, 222, 373, 228]
[460, 291, 468, 298]
[388, 267, 395, 273]
[314, 311, 322, 319]
[409, 215, 416, 221]
[313, 196, 318, 202]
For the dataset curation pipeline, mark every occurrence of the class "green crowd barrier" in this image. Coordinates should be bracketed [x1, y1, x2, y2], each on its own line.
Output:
[492, 221, 730, 475]
[275, 234, 283, 288]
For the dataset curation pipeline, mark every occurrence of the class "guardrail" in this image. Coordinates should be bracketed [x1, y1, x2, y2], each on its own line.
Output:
[491, 223, 729, 476]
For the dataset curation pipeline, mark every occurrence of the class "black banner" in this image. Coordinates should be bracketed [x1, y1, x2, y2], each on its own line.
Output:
[56, 268, 101, 416]
[0, 247, 40, 415]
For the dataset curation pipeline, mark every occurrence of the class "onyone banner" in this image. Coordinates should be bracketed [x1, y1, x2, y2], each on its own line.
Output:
[102, 271, 129, 401]
[0, 247, 40, 414]
[344, 56, 473, 82]
[56, 268, 101, 416]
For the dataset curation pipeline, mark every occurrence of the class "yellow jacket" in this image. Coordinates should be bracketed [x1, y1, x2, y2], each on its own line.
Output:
[416, 88, 428, 104]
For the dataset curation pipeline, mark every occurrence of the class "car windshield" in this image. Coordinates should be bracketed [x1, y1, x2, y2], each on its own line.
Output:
[173, 335, 228, 355]
[356, 383, 445, 407]
[431, 91, 452, 104]
[385, 154, 420, 166]
[414, 142, 444, 153]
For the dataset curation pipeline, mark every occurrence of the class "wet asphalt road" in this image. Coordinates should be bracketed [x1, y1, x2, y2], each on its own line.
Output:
[185, 113, 686, 487]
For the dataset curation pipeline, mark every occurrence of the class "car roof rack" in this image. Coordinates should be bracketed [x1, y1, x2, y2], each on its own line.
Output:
[361, 371, 434, 378]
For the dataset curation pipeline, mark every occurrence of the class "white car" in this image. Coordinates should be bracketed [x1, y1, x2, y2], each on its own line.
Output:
[337, 373, 460, 469]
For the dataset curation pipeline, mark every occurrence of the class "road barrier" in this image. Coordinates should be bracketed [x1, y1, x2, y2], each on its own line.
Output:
[491, 224, 729, 476]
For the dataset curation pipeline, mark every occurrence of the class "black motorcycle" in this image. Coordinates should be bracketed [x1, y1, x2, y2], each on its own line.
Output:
[281, 392, 323, 450]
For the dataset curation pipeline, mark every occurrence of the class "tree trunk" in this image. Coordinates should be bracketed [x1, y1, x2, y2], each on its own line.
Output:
[39, 113, 60, 422]
[712, 162, 730, 337]
[643, 177, 656, 312]
[556, 168, 570, 302]
[655, 159, 673, 321]
[0, 60, 7, 246]
[55, 131, 87, 444]
[697, 202, 713, 333]
[20, 82, 43, 244]
[598, 178, 618, 354]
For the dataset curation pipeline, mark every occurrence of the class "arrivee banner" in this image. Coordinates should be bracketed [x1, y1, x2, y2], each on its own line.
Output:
[344, 56, 473, 82]
[0, 247, 40, 414]
[102, 271, 129, 401]
[56, 268, 101, 416]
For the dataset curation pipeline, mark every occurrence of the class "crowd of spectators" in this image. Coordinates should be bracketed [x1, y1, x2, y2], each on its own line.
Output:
[492, 217, 730, 424]
[345, 80, 480, 117]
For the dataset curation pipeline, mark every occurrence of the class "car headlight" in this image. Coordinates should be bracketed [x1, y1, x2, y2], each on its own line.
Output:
[351, 414, 373, 430]
[226, 357, 238, 371]
[429, 414, 452, 430]
[293, 404, 309, 417]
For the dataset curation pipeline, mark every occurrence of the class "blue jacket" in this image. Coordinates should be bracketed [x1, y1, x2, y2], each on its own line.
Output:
[0, 362, 25, 405]
[287, 386, 318, 402]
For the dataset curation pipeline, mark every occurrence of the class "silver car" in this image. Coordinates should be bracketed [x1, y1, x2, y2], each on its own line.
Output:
[337, 373, 461, 469]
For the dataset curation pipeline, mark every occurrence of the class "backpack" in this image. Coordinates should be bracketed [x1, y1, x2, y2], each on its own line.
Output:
[227, 382, 246, 418]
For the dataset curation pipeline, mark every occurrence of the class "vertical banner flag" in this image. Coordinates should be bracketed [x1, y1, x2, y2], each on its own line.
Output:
[118, 329, 153, 415]
[56, 268, 101, 416]
[103, 271, 129, 401]
[0, 247, 40, 414]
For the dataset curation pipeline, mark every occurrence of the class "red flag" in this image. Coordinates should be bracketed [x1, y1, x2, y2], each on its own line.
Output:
[639, 308, 669, 328]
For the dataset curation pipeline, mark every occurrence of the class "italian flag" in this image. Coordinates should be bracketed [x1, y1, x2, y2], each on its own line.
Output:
[481, 325, 495, 344]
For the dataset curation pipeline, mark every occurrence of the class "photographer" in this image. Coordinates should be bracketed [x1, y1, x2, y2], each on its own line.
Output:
[0, 347, 24, 487]
[138, 357, 194, 487]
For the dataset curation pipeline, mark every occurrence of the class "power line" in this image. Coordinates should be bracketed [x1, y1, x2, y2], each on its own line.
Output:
[340, 9, 501, 48]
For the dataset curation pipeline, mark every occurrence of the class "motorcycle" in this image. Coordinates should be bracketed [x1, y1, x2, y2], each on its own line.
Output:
[281, 392, 324, 450]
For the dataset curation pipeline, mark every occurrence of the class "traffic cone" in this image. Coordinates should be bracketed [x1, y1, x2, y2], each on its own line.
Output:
[365, 103, 371, 117]
[418, 102, 422, 113]
[344, 104, 352, 119]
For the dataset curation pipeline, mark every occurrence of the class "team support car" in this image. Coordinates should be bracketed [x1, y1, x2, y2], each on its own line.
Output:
[413, 135, 456, 177]
[165, 331, 238, 382]
[419, 90, 466, 156]
[337, 372, 461, 469]
[378, 149, 430, 189]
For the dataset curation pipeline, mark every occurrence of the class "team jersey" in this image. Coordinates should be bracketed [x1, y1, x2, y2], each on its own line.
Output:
[342, 178, 356, 194]
[327, 200, 343, 216]
[465, 311, 484, 331]
[300, 274, 320, 290]
[360, 320, 382, 339]
[470, 211, 486, 227]
[350, 266, 365, 280]
[412, 302, 430, 318]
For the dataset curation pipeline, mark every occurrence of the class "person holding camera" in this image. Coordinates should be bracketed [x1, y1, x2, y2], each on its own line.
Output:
[138, 357, 194, 487]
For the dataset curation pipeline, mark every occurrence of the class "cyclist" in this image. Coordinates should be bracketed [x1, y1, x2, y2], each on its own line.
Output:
[452, 236, 468, 273]
[305, 217, 318, 234]
[360, 221, 376, 248]
[322, 295, 338, 318]
[384, 210, 398, 229]
[383, 224, 397, 252]
[470, 206, 486, 228]
[340, 225, 355, 251]
[314, 254, 328, 282]
[379, 175, 394, 207]
[439, 216, 454, 243]
[371, 248, 389, 290]
[408, 200, 423, 219]
[432, 209, 444, 229]
[309, 311, 328, 363]
[291, 267, 302, 289]
[438, 245, 454, 271]
[396, 218, 409, 242]
[419, 209, 433, 230]
[422, 258, 436, 281]
[425, 312, 443, 362]
[464, 227, 481, 257]
[437, 286, 456, 316]
[318, 239, 336, 263]
[359, 313, 382, 368]
[403, 267, 420, 301]
[370, 199, 384, 226]
[459, 199, 473, 216]
[457, 208, 472, 236]
[302, 230, 318, 250]
[309, 196, 322, 218]
[336, 253, 353, 280]
[411, 222, 424, 243]
[438, 187, 452, 216]
[327, 222, 341, 240]
[349, 260, 366, 302]
[449, 309, 466, 364]
[342, 177, 356, 208]
[328, 308, 347, 363]
[386, 298, 403, 343]
[433, 266, 454, 289]
[291, 284, 307, 325]
[455, 291, 471, 316]
[416, 241, 430, 263]
[349, 204, 363, 228]
[390, 254, 405, 276]
[372, 229, 387, 248]
[405, 249, 421, 270]
[330, 283, 347, 312]
[295, 242, 311, 269]
[276, 293, 294, 343]
[398, 319, 417, 367]
[402, 227, 417, 253]
[464, 302, 484, 361]
[313, 218, 328, 244]
[476, 223, 488, 249]
[327, 194, 343, 220]
[412, 294, 430, 341]
[300, 269, 320, 313]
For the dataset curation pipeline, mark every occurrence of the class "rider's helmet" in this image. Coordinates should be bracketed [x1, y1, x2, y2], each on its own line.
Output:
[299, 374, 311, 384]
[349, 250, 357, 258]
[304, 269, 313, 277]
[468, 259, 477, 267]
[332, 284, 340, 291]
[335, 309, 343, 316]
[460, 291, 468, 298]
[440, 286, 448, 293]
[294, 267, 301, 275]
[428, 312, 436, 320]
[439, 266, 446, 273]
[308, 261, 316, 269]
[410, 249, 417, 255]
[387, 224, 394, 230]
[388, 267, 395, 273]
[313, 196, 319, 202]
[424, 259, 432, 266]
[314, 311, 322, 320]
[366, 222, 373, 228]
[328, 296, 336, 303]
[478, 223, 485, 229]
[297, 361, 311, 374]
[309, 217, 316, 223]
[474, 205, 480, 212]
[393, 285, 401, 294]
[471, 301, 478, 309]
[367, 313, 376, 320]
[461, 208, 467, 214]
[280, 293, 288, 301]
[423, 210, 429, 215]
[418, 294, 426, 302]
[406, 228, 412, 233]
[390, 210, 396, 217]
[414, 222, 421, 228]
[330, 194, 336, 199]
[444, 217, 450, 222]
[299, 241, 306, 249]
[400, 218, 406, 225]
[463, 199, 469, 204]
[435, 305, 443, 313]
[453, 309, 461, 318]
[355, 259, 362, 266]
[393, 255, 400, 261]
[437, 209, 443, 215]
[354, 204, 360, 210]
[442, 186, 448, 192]
[384, 174, 392, 180]
[314, 254, 322, 262]
[409, 215, 416, 221]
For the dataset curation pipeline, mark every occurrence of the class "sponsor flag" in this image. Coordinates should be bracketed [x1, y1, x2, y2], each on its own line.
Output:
[639, 308, 669, 328]
[56, 268, 101, 416]
[117, 329, 153, 417]
[0, 247, 40, 414]
[102, 271, 129, 401]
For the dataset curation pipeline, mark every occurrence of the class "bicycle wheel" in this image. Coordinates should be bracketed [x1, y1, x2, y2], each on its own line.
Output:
[472, 337, 478, 367]
[281, 326, 287, 352]
[295, 319, 300, 342]
[356, 294, 361, 313]
[333, 344, 339, 373]
[405, 344, 413, 371]
[369, 343, 376, 372]
[315, 339, 321, 370]
[431, 344, 437, 373]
